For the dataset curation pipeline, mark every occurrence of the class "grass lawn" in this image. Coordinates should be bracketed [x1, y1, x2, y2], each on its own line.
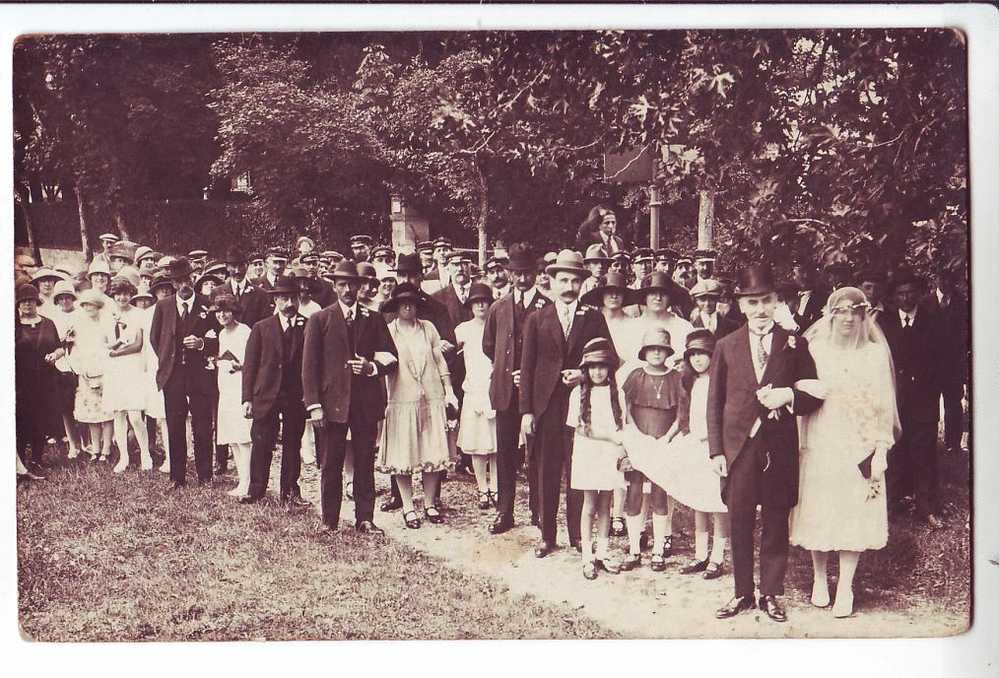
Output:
[16, 453, 613, 641]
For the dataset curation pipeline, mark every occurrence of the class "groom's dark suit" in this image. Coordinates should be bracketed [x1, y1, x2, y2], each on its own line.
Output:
[707, 323, 822, 598]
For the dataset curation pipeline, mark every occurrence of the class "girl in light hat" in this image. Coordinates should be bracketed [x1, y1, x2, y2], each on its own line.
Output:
[104, 271, 153, 472]
[568, 337, 628, 580]
[68, 288, 114, 462]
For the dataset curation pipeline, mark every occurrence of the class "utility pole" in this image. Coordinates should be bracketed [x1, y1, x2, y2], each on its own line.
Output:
[649, 158, 661, 249]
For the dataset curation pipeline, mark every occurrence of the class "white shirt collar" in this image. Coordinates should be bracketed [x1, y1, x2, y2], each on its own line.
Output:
[899, 307, 917, 324]
[517, 287, 538, 306]
[176, 293, 194, 315]
[338, 299, 358, 319]
[555, 298, 578, 315]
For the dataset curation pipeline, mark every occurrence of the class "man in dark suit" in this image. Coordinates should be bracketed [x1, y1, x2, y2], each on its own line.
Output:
[881, 270, 946, 528]
[432, 252, 474, 328]
[241, 246, 289, 326]
[707, 264, 823, 623]
[520, 250, 615, 558]
[303, 261, 398, 534]
[483, 244, 549, 534]
[925, 270, 969, 455]
[690, 278, 739, 339]
[149, 257, 221, 489]
[238, 275, 311, 506]
[299, 251, 336, 308]
[790, 261, 828, 331]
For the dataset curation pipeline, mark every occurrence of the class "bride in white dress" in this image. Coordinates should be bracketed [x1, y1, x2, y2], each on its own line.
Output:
[789, 286, 900, 618]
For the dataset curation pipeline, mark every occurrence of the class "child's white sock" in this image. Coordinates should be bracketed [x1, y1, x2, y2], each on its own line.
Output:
[652, 513, 668, 553]
[596, 537, 610, 561]
[694, 530, 709, 562]
[625, 514, 643, 554]
[710, 535, 728, 564]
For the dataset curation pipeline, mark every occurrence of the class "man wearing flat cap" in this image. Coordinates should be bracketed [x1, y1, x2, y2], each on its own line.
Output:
[690, 278, 739, 339]
[348, 234, 373, 263]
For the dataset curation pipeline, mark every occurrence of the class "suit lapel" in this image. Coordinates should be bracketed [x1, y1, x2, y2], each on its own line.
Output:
[731, 325, 760, 387]
[759, 326, 787, 386]
[566, 306, 587, 356]
[541, 305, 566, 351]
[330, 304, 351, 355]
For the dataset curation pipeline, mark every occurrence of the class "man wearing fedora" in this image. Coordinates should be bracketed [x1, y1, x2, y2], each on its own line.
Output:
[707, 263, 823, 622]
[303, 260, 399, 534]
[238, 275, 311, 507]
[520, 249, 615, 558]
[149, 257, 222, 489]
[483, 244, 549, 534]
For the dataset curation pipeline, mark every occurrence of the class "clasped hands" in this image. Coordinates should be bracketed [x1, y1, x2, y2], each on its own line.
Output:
[756, 384, 793, 411]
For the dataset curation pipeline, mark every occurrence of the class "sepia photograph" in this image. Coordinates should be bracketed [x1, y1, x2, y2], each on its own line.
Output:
[7, 4, 990, 652]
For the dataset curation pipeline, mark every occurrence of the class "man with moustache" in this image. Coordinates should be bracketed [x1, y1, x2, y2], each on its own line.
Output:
[483, 244, 549, 534]
[520, 250, 615, 558]
[708, 264, 823, 622]
[238, 275, 311, 507]
[149, 257, 221, 489]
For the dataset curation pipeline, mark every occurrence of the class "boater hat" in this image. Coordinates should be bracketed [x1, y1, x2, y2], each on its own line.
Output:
[580, 270, 636, 307]
[382, 282, 428, 314]
[579, 337, 619, 369]
[545, 249, 591, 279]
[638, 326, 674, 361]
[684, 328, 716, 360]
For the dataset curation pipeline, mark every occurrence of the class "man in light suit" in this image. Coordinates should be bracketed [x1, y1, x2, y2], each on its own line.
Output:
[520, 250, 615, 558]
[239, 275, 311, 506]
[303, 261, 398, 534]
[483, 244, 549, 534]
[707, 264, 823, 623]
[149, 257, 221, 489]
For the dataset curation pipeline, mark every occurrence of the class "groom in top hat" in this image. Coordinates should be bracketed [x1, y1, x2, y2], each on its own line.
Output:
[707, 263, 823, 622]
[520, 249, 615, 558]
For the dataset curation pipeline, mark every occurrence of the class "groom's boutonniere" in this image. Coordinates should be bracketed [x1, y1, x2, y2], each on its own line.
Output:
[786, 335, 797, 351]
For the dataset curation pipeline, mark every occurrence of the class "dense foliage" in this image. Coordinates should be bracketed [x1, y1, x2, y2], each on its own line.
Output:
[14, 29, 967, 280]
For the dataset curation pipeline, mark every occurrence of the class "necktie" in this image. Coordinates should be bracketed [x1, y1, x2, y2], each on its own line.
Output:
[904, 314, 912, 328]
[750, 328, 771, 375]
[345, 308, 354, 325]
[562, 305, 572, 339]
[180, 301, 188, 320]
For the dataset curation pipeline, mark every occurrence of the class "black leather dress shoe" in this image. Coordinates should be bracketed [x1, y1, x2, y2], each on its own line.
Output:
[759, 595, 787, 622]
[380, 497, 403, 512]
[533, 541, 556, 558]
[715, 594, 756, 619]
[238, 495, 259, 505]
[356, 520, 385, 535]
[489, 515, 515, 535]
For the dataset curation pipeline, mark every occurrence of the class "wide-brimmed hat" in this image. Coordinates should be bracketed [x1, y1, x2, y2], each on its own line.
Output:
[165, 257, 195, 282]
[266, 275, 301, 296]
[689, 277, 725, 299]
[109, 267, 141, 295]
[684, 328, 716, 360]
[583, 243, 612, 264]
[223, 246, 246, 264]
[580, 271, 635, 307]
[52, 279, 78, 301]
[545, 249, 591, 279]
[579, 337, 618, 369]
[500, 243, 533, 272]
[194, 271, 224, 289]
[330, 260, 366, 282]
[394, 253, 422, 276]
[638, 326, 674, 361]
[289, 265, 322, 293]
[31, 267, 66, 284]
[636, 271, 684, 301]
[77, 288, 105, 308]
[16, 283, 40, 304]
[465, 282, 494, 308]
[149, 274, 175, 295]
[88, 258, 111, 277]
[734, 264, 776, 297]
[382, 282, 428, 314]
[211, 290, 240, 313]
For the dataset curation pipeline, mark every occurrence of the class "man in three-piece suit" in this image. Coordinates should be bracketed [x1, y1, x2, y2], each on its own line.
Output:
[520, 249, 615, 558]
[303, 261, 399, 534]
[482, 244, 549, 535]
[238, 275, 311, 506]
[707, 264, 823, 623]
[149, 257, 221, 489]
[880, 270, 946, 528]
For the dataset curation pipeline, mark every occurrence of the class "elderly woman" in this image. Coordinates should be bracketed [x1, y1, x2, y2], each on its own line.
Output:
[48, 280, 85, 458]
[377, 283, 459, 529]
[104, 269, 152, 472]
[15, 284, 63, 471]
[69, 288, 115, 462]
[790, 287, 900, 618]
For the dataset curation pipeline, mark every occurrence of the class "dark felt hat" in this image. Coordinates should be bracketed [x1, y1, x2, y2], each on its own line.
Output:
[684, 328, 717, 360]
[734, 264, 776, 297]
[382, 282, 428, 314]
[636, 271, 684, 300]
[330, 260, 366, 282]
[889, 268, 923, 291]
[505, 243, 536, 272]
[211, 290, 240, 313]
[16, 283, 40, 303]
[149, 274, 175, 294]
[580, 271, 636, 307]
[465, 282, 494, 308]
[394, 253, 422, 276]
[165, 257, 195, 282]
[266, 275, 301, 296]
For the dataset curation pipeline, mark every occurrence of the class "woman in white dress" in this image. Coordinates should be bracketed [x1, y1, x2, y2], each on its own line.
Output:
[213, 293, 253, 497]
[49, 280, 85, 458]
[455, 283, 497, 509]
[104, 269, 152, 472]
[67, 288, 114, 462]
[790, 286, 900, 618]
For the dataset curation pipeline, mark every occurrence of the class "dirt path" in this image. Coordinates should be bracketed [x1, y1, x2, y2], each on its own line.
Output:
[296, 464, 965, 639]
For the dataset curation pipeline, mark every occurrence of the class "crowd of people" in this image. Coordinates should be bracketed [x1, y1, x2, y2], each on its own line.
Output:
[14, 204, 970, 623]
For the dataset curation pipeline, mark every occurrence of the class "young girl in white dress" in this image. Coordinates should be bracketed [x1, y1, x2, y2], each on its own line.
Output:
[568, 337, 628, 580]
[213, 294, 253, 497]
[455, 283, 498, 509]
[103, 271, 152, 473]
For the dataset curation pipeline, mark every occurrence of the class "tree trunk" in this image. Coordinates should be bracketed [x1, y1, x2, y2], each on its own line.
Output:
[474, 158, 489, 267]
[114, 204, 130, 242]
[77, 183, 92, 261]
[15, 187, 43, 265]
[697, 190, 715, 249]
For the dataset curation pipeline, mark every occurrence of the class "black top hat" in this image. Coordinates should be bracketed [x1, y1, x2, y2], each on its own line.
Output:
[504, 243, 536, 272]
[266, 275, 301, 296]
[394, 253, 422, 276]
[465, 282, 494, 307]
[382, 282, 428, 314]
[734, 264, 776, 297]
[684, 328, 716, 360]
[580, 271, 635, 307]
[636, 271, 684, 300]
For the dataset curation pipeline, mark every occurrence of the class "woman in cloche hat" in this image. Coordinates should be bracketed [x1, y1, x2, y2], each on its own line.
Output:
[15, 283, 63, 473]
[67, 288, 115, 463]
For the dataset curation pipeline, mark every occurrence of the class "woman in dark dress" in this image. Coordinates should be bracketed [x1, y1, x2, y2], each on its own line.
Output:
[15, 283, 63, 471]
